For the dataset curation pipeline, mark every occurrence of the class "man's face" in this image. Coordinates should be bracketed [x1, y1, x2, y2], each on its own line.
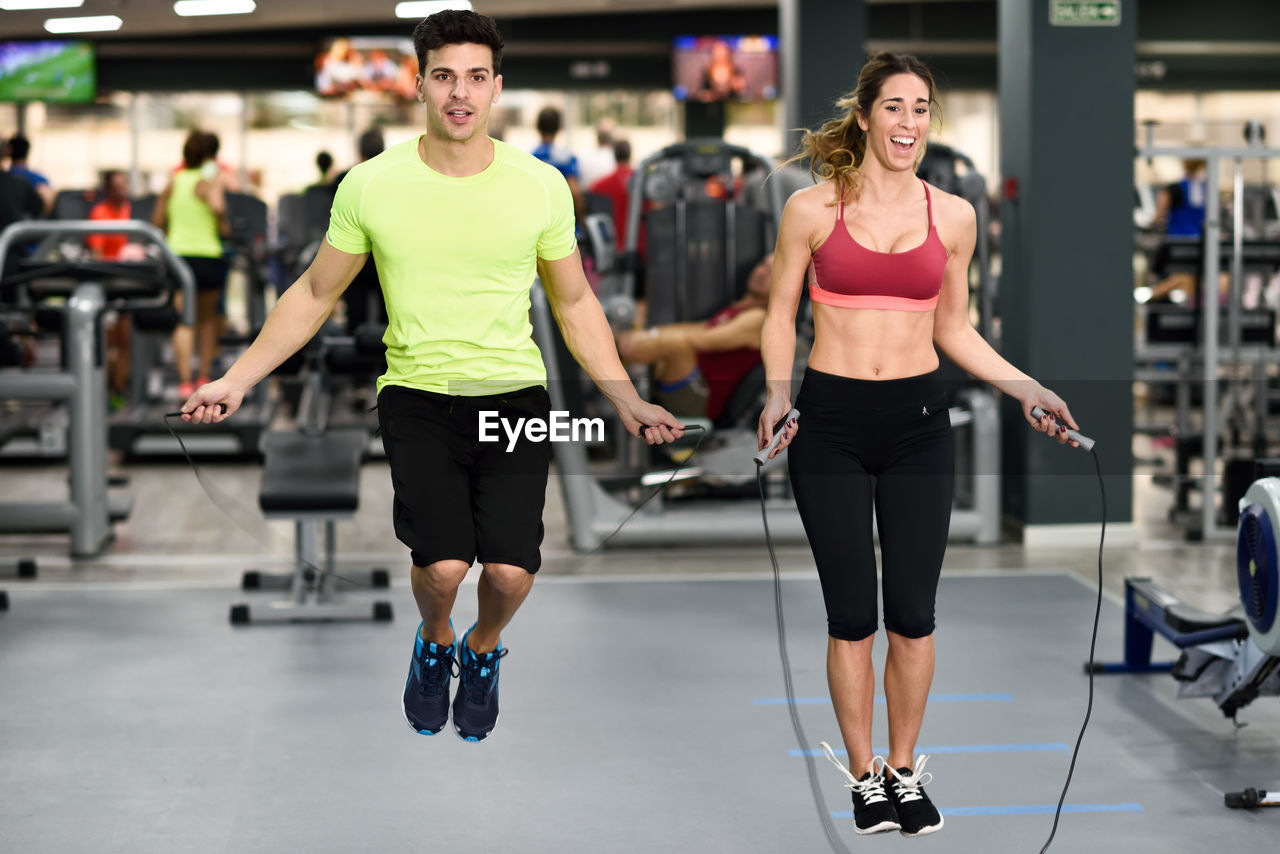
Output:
[417, 42, 502, 144]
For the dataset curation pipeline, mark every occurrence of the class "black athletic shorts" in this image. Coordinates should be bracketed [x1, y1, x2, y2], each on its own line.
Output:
[376, 383, 553, 573]
[181, 256, 228, 293]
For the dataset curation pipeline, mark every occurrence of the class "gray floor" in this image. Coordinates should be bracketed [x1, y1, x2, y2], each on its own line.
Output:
[3, 432, 1280, 851]
[1, 573, 1278, 853]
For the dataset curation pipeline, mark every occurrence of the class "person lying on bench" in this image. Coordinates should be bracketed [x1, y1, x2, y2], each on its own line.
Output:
[616, 253, 772, 421]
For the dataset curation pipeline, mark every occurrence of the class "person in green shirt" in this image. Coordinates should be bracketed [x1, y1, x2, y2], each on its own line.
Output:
[153, 131, 228, 399]
[181, 9, 684, 742]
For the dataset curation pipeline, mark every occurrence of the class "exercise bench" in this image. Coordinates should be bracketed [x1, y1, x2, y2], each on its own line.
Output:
[230, 428, 392, 625]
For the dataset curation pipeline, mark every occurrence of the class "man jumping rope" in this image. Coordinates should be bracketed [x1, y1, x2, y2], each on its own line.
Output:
[181, 9, 683, 742]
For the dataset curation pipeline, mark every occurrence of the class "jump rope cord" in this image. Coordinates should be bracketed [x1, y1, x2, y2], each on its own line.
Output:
[757, 464, 854, 854]
[163, 412, 346, 588]
[1039, 446, 1106, 854]
[586, 425, 708, 555]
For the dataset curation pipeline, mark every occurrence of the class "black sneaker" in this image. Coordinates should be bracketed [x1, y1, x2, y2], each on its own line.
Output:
[820, 743, 900, 835]
[403, 620, 457, 735]
[886, 756, 944, 837]
[451, 624, 509, 742]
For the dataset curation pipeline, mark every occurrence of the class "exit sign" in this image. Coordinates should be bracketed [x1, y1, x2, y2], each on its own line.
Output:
[1050, 0, 1121, 26]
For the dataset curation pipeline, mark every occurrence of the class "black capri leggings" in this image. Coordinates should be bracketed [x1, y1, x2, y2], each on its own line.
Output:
[788, 368, 954, 641]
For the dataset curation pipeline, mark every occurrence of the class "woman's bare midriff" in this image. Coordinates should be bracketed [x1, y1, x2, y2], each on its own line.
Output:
[807, 303, 939, 380]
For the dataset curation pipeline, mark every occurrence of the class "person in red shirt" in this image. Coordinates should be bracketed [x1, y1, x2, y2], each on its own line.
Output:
[85, 169, 134, 409]
[587, 138, 636, 253]
[616, 252, 772, 422]
[85, 170, 131, 260]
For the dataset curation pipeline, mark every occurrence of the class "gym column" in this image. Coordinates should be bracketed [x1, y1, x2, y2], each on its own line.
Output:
[997, 0, 1135, 538]
[779, 0, 867, 158]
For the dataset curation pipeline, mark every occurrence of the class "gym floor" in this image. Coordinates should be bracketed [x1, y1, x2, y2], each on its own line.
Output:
[2, 434, 1278, 851]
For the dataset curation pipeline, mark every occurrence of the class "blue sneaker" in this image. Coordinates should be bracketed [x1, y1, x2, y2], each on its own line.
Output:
[451, 624, 509, 742]
[403, 621, 456, 735]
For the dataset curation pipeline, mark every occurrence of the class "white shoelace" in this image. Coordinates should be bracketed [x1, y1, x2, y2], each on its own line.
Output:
[819, 742, 890, 805]
[889, 754, 934, 803]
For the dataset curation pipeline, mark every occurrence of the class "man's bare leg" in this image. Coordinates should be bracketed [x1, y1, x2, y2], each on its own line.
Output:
[467, 562, 535, 652]
[412, 559, 469, 644]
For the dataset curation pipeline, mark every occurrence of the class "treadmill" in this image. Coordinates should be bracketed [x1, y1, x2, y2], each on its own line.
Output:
[108, 192, 276, 458]
[0, 219, 195, 555]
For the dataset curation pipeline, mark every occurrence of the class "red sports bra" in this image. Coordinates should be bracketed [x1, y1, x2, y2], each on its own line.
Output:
[809, 180, 948, 312]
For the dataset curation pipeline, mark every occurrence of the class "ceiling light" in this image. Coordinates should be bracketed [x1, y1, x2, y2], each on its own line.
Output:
[0, 1, 83, 11]
[173, 0, 256, 16]
[43, 14, 122, 33]
[395, 1, 472, 19]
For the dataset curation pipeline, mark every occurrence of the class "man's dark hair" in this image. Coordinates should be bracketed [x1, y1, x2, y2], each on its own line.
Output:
[203, 132, 221, 158]
[316, 150, 334, 174]
[358, 128, 385, 162]
[536, 106, 562, 139]
[413, 9, 504, 77]
[612, 139, 631, 165]
[7, 135, 31, 161]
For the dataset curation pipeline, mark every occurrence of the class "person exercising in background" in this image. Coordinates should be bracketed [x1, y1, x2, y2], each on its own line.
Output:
[532, 106, 585, 220]
[86, 170, 132, 260]
[311, 150, 334, 187]
[1158, 158, 1207, 239]
[588, 138, 639, 254]
[0, 167, 42, 235]
[5, 135, 54, 215]
[0, 167, 43, 309]
[154, 132, 228, 401]
[86, 170, 135, 411]
[329, 128, 388, 331]
[179, 9, 683, 743]
[617, 253, 772, 422]
[331, 128, 385, 188]
[758, 52, 1079, 837]
[199, 132, 240, 193]
[1148, 158, 1221, 303]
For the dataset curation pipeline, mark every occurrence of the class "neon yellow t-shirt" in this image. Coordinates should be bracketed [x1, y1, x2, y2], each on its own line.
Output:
[166, 169, 223, 259]
[326, 136, 577, 396]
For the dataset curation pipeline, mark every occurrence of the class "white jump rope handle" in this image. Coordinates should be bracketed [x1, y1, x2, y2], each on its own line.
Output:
[754, 409, 801, 466]
[1031, 405, 1095, 452]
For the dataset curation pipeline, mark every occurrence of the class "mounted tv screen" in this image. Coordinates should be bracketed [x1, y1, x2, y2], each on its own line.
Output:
[672, 35, 778, 103]
[316, 37, 419, 100]
[0, 41, 96, 104]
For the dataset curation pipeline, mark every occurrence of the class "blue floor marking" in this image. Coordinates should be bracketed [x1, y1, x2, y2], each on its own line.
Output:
[791, 743, 1069, 758]
[754, 692, 1015, 706]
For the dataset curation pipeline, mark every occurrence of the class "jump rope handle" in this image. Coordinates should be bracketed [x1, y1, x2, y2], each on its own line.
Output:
[1031, 405, 1095, 452]
[165, 403, 228, 418]
[753, 409, 801, 466]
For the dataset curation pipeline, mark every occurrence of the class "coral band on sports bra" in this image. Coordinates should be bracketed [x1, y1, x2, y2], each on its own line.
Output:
[809, 179, 948, 312]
